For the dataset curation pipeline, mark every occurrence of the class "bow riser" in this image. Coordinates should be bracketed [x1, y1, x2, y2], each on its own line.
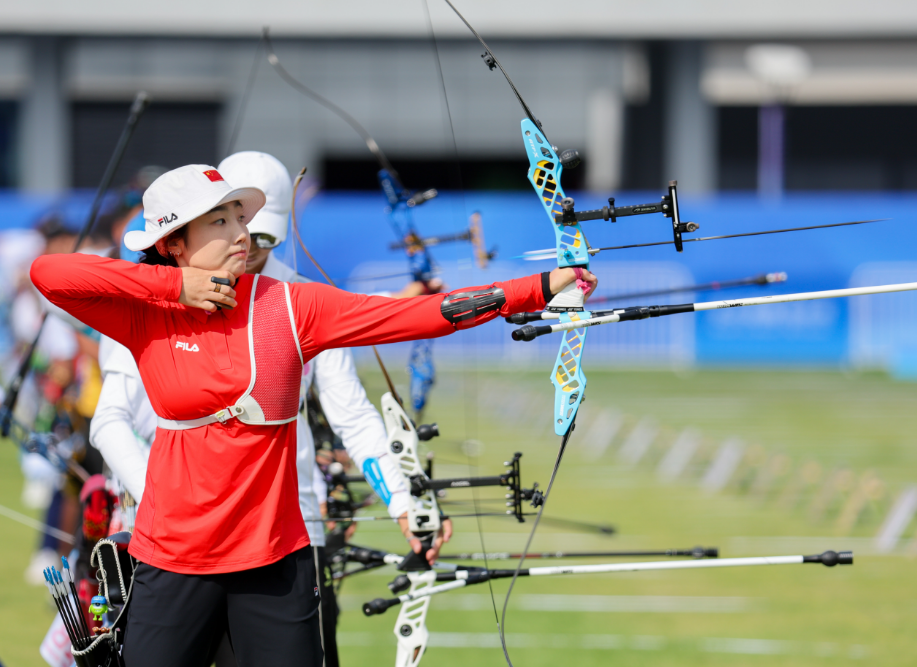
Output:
[520, 119, 591, 436]
[381, 393, 441, 534]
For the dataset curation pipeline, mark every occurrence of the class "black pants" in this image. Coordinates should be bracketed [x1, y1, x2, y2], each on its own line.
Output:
[122, 547, 323, 667]
[214, 546, 341, 667]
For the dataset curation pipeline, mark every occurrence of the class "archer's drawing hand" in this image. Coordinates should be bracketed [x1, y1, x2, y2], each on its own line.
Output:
[179, 268, 237, 312]
[398, 515, 453, 565]
[549, 267, 597, 300]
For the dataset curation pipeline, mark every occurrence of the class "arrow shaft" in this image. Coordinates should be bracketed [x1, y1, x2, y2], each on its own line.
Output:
[528, 281, 917, 338]
[589, 218, 887, 253]
[587, 273, 785, 305]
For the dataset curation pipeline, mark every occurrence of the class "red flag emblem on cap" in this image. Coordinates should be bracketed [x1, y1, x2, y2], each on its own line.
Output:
[203, 170, 224, 183]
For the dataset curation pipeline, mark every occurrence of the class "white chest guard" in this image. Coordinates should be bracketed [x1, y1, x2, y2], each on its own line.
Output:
[158, 275, 304, 430]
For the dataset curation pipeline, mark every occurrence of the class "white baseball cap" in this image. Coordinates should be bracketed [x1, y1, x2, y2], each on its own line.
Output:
[123, 164, 266, 251]
[218, 152, 292, 243]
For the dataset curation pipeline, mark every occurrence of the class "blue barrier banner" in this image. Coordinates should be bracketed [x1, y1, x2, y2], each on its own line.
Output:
[5, 189, 916, 366]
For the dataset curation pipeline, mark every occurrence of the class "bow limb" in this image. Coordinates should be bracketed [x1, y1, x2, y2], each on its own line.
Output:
[520, 121, 592, 436]
[434, 3, 592, 665]
[393, 572, 435, 667]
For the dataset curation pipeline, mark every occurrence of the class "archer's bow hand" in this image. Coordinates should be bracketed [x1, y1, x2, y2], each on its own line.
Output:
[549, 267, 597, 301]
[398, 514, 453, 565]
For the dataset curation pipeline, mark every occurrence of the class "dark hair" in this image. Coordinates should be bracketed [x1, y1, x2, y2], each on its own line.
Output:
[139, 247, 175, 267]
[138, 226, 188, 267]
[36, 215, 75, 241]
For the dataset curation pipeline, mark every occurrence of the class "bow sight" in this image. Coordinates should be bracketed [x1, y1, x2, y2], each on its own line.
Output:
[408, 452, 543, 524]
[555, 181, 700, 252]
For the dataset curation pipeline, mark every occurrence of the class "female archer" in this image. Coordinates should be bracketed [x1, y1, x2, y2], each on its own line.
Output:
[30, 163, 596, 667]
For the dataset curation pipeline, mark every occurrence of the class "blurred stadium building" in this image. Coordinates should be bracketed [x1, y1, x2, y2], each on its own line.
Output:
[1, 0, 917, 193]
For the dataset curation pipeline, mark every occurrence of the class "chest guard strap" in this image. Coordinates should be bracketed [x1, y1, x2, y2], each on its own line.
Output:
[158, 275, 303, 430]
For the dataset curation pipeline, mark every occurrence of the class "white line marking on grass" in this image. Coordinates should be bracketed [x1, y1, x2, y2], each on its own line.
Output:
[875, 485, 917, 553]
[701, 637, 794, 655]
[518, 594, 755, 613]
[581, 409, 623, 461]
[657, 427, 701, 481]
[728, 536, 879, 555]
[337, 632, 869, 658]
[702, 438, 745, 493]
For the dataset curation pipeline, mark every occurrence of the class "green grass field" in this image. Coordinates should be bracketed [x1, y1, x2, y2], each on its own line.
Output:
[2, 367, 916, 666]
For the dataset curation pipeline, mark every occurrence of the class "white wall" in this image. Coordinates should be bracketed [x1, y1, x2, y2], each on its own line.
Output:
[2, 1, 917, 38]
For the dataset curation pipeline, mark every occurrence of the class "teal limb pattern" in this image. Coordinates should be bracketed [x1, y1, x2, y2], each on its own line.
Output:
[520, 119, 589, 268]
[550, 311, 590, 436]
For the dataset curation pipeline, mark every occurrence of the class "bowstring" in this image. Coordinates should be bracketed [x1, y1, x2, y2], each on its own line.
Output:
[422, 0, 502, 632]
[499, 422, 575, 667]
[441, 0, 543, 135]
[262, 28, 401, 180]
[436, 4, 582, 664]
[289, 170, 403, 403]
[224, 36, 263, 157]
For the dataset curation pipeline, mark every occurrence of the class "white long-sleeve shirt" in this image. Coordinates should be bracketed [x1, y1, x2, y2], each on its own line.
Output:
[89, 252, 410, 547]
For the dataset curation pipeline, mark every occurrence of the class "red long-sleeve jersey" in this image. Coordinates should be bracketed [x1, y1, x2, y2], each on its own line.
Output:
[30, 254, 547, 574]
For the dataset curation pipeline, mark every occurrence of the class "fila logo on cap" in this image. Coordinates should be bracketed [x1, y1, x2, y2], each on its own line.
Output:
[202, 170, 224, 183]
[175, 341, 200, 352]
[157, 213, 178, 226]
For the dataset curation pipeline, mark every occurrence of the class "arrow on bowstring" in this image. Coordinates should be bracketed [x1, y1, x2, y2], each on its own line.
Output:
[519, 218, 889, 260]
[508, 280, 917, 341]
[569, 271, 787, 307]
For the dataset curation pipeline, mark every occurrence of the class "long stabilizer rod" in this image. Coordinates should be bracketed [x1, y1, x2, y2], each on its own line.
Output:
[510, 281, 917, 341]
[362, 550, 852, 615]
